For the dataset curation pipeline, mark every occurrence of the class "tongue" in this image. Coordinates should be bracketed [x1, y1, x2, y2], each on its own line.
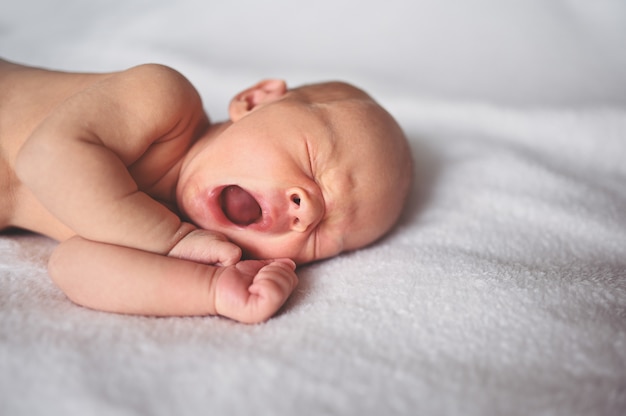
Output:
[221, 185, 261, 225]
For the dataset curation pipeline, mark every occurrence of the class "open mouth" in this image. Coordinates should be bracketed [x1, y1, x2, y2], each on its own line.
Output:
[220, 185, 262, 226]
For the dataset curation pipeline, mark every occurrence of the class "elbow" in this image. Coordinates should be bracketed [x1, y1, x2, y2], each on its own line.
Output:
[47, 241, 69, 287]
[47, 238, 89, 308]
[15, 127, 59, 189]
[14, 145, 31, 185]
[14, 134, 41, 187]
[47, 241, 75, 300]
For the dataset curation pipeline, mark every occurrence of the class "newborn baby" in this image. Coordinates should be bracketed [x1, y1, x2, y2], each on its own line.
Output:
[0, 58, 412, 323]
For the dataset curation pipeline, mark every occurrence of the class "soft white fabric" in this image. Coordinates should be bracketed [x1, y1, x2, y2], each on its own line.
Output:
[1, 1, 625, 415]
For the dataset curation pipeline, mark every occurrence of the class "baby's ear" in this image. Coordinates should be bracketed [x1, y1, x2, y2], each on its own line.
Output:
[229, 79, 287, 122]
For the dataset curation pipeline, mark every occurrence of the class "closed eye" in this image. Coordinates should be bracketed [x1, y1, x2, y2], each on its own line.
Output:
[305, 138, 315, 178]
[304, 137, 327, 259]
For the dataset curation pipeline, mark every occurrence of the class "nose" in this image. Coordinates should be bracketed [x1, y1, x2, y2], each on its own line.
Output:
[286, 187, 324, 232]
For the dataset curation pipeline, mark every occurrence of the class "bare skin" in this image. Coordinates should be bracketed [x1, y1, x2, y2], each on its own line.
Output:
[0, 58, 412, 323]
[1, 60, 111, 238]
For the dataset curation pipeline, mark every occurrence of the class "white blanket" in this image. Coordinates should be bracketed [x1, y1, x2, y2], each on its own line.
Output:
[2, 1, 625, 415]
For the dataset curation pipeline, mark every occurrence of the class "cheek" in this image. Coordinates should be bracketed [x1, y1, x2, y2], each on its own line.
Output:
[315, 230, 344, 260]
[177, 178, 200, 217]
[179, 189, 210, 228]
[177, 176, 218, 229]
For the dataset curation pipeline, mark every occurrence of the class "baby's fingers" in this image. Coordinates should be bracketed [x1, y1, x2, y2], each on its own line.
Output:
[168, 229, 242, 266]
[248, 259, 298, 301]
[215, 259, 298, 324]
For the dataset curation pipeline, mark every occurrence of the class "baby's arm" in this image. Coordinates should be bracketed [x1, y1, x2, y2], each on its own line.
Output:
[15, 64, 205, 255]
[49, 237, 298, 323]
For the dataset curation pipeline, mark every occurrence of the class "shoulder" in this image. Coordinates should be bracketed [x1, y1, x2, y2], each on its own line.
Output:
[94, 64, 207, 143]
[113, 64, 203, 112]
[41, 64, 209, 159]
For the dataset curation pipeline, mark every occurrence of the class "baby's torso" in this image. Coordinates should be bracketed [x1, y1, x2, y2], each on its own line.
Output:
[0, 59, 111, 237]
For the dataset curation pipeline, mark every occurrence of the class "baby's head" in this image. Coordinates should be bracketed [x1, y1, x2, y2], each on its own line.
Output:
[177, 79, 412, 264]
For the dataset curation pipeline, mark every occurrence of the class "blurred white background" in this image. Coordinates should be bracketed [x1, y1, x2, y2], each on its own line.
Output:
[2, 0, 625, 118]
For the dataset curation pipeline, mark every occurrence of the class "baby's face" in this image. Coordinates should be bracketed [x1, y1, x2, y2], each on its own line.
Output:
[176, 84, 410, 264]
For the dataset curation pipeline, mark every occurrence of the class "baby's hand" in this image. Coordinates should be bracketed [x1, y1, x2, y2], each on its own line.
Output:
[168, 228, 242, 266]
[212, 259, 298, 324]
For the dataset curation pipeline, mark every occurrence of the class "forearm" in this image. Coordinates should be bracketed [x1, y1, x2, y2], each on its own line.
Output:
[48, 237, 217, 316]
[48, 237, 298, 322]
